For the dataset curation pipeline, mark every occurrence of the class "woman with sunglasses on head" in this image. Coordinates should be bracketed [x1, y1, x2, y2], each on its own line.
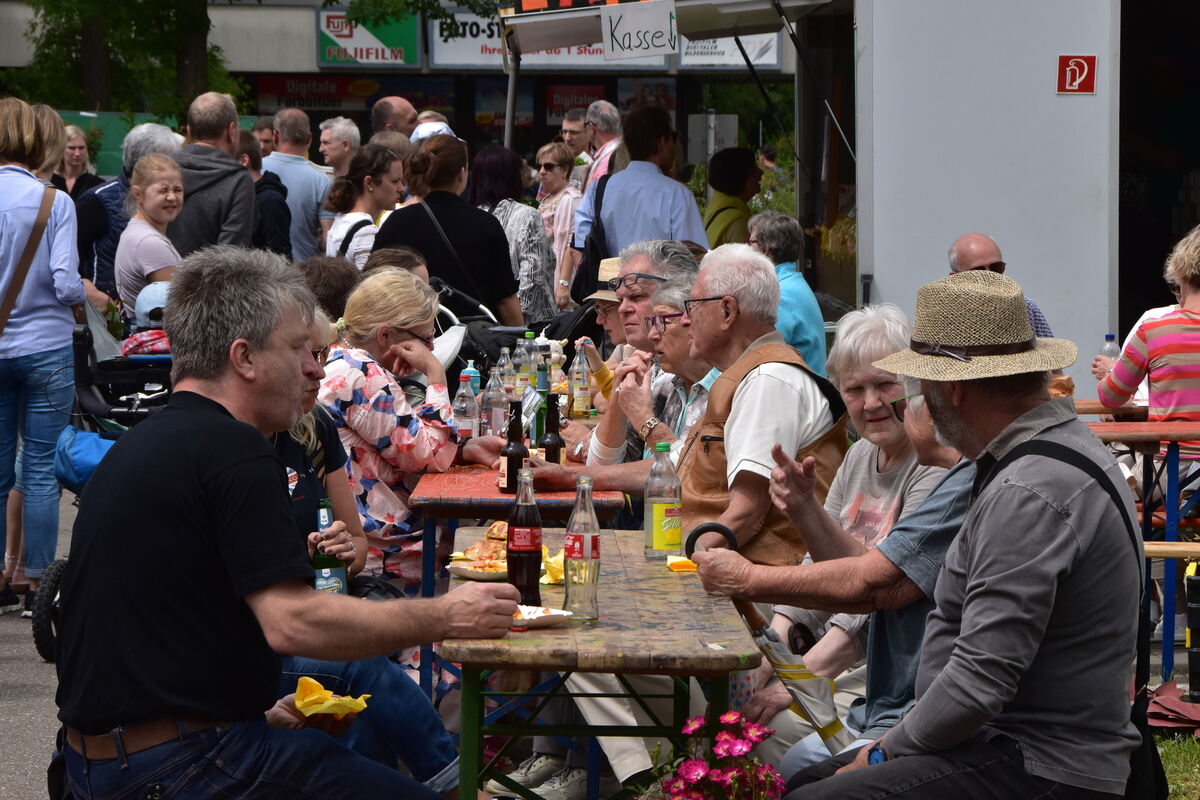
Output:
[319, 268, 498, 593]
[536, 142, 584, 311]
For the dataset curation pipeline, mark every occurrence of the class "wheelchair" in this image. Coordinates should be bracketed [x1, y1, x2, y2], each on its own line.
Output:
[32, 303, 173, 662]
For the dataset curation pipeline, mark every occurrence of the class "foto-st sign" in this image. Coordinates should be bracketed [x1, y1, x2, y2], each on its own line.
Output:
[602, 0, 677, 61]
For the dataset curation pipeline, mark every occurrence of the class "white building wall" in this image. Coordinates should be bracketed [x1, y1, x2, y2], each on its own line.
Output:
[0, 1, 34, 67]
[855, 0, 1120, 390]
[209, 5, 316, 73]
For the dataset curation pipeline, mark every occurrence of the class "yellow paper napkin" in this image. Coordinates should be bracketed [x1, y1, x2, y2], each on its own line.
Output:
[294, 676, 370, 719]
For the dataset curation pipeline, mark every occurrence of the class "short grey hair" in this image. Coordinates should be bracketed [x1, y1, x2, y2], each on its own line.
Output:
[697, 243, 779, 325]
[619, 239, 698, 284]
[652, 275, 695, 312]
[122, 123, 180, 174]
[748, 210, 802, 265]
[586, 100, 620, 134]
[825, 304, 911, 388]
[165, 246, 316, 383]
[186, 92, 237, 142]
[273, 108, 311, 146]
[319, 116, 360, 149]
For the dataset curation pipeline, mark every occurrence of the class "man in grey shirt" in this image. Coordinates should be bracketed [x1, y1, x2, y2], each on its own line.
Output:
[781, 270, 1141, 798]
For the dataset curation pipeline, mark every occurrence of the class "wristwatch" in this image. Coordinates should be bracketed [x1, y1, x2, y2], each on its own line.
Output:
[867, 743, 887, 765]
[558, 279, 571, 288]
[639, 416, 661, 439]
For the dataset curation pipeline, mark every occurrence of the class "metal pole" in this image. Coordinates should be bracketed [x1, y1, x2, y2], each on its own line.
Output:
[503, 36, 521, 150]
[733, 35, 809, 180]
[771, 0, 855, 163]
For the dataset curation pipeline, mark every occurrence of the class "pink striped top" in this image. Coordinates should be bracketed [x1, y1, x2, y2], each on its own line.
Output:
[1098, 308, 1200, 455]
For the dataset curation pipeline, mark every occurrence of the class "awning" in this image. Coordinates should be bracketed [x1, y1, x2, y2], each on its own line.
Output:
[502, 0, 831, 54]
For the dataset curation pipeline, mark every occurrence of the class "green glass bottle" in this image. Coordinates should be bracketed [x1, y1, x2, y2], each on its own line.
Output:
[312, 498, 348, 594]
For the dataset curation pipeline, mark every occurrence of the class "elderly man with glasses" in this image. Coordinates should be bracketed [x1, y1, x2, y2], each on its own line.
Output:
[680, 243, 849, 567]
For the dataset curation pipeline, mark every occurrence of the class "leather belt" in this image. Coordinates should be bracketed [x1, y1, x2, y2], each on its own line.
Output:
[66, 716, 231, 760]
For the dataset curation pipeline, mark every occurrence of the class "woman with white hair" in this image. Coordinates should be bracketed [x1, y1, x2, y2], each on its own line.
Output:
[742, 304, 949, 767]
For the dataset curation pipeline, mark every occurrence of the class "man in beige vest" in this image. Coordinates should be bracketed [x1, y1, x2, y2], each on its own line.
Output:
[680, 243, 848, 566]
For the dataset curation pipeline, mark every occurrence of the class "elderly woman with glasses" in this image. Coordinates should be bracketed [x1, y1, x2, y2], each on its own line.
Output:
[536, 142, 584, 310]
[733, 304, 949, 764]
[319, 268, 492, 591]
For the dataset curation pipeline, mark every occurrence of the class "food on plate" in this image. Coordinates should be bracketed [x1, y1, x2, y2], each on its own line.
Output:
[464, 538, 506, 562]
[486, 520, 508, 540]
[466, 558, 507, 573]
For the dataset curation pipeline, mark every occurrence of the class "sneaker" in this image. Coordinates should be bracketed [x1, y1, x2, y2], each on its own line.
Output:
[0, 586, 20, 615]
[485, 753, 565, 794]
[20, 588, 34, 619]
[536, 768, 621, 800]
[1151, 613, 1188, 644]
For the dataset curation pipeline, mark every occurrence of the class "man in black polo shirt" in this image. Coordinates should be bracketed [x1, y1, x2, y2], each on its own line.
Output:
[55, 245, 519, 799]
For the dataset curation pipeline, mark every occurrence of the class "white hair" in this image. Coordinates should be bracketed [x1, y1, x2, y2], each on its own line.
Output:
[586, 100, 620, 134]
[825, 304, 911, 388]
[697, 243, 779, 325]
[319, 116, 361, 149]
[121, 123, 180, 173]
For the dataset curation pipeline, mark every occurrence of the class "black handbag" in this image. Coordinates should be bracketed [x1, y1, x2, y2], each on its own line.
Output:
[570, 174, 612, 305]
[976, 440, 1167, 800]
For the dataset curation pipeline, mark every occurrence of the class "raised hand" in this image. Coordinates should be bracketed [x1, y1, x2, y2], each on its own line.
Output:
[768, 444, 818, 517]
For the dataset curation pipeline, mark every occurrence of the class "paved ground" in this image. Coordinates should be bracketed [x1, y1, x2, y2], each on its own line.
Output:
[0, 495, 74, 800]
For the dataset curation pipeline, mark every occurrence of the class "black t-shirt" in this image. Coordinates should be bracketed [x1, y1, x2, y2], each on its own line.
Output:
[51, 172, 106, 201]
[56, 392, 312, 734]
[273, 406, 348, 538]
[372, 191, 518, 318]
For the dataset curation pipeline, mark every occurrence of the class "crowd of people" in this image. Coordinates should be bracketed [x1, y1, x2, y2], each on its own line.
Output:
[0, 86, 1159, 800]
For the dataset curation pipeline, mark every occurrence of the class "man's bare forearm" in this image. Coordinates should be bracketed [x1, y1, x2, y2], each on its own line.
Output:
[743, 550, 919, 615]
[787, 497, 867, 562]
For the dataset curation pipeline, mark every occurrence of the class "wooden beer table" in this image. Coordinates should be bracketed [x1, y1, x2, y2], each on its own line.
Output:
[442, 528, 761, 799]
[1073, 398, 1148, 421]
[408, 466, 626, 694]
[1087, 421, 1200, 682]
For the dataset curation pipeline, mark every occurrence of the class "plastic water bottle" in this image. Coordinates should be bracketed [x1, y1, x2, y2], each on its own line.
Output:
[644, 442, 683, 559]
[452, 374, 480, 437]
[564, 475, 600, 622]
[1100, 333, 1120, 361]
[461, 359, 481, 395]
[481, 367, 509, 436]
[497, 347, 516, 396]
[517, 331, 538, 394]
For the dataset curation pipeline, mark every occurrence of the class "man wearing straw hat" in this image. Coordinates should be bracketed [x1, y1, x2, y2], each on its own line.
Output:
[784, 269, 1141, 798]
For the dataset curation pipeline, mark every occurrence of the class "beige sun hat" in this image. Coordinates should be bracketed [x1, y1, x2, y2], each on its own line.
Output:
[873, 270, 1077, 381]
[583, 257, 622, 303]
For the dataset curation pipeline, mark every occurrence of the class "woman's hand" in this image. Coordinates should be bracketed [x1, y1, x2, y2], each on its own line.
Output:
[574, 337, 603, 372]
[769, 445, 819, 518]
[307, 520, 356, 564]
[741, 678, 793, 727]
[385, 340, 446, 387]
[463, 436, 504, 469]
[555, 282, 573, 310]
[1091, 354, 1114, 380]
[82, 279, 111, 311]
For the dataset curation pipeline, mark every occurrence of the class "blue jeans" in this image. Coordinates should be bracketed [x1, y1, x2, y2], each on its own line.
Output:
[280, 655, 459, 792]
[64, 718, 443, 799]
[0, 345, 74, 578]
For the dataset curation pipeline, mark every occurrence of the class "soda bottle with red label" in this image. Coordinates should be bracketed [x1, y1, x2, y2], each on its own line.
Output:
[564, 475, 600, 622]
[507, 468, 543, 607]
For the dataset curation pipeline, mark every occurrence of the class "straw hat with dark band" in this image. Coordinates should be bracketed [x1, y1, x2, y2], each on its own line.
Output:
[873, 270, 1077, 381]
[583, 257, 623, 303]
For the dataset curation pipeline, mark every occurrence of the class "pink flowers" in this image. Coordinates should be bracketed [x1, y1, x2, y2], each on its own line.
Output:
[657, 710, 785, 800]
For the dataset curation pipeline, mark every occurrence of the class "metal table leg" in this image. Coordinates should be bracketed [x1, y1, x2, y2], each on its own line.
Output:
[419, 515, 438, 696]
[460, 666, 483, 793]
[1165, 442, 1180, 682]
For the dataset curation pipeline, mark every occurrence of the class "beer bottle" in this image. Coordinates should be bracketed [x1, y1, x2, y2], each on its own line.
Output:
[498, 400, 529, 494]
[569, 349, 590, 419]
[507, 469, 543, 607]
[564, 475, 600, 622]
[644, 442, 683, 559]
[312, 498, 348, 594]
[537, 393, 566, 465]
[533, 352, 550, 441]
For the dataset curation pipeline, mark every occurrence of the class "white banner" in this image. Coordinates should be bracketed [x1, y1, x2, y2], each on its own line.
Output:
[429, 13, 665, 70]
[601, 0, 677, 61]
[679, 33, 780, 69]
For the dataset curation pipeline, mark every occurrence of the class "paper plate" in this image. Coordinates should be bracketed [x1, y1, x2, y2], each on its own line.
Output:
[512, 605, 573, 628]
[448, 563, 509, 581]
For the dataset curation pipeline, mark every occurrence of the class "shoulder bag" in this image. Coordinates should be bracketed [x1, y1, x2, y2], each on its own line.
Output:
[0, 185, 56, 338]
[336, 218, 373, 259]
[976, 439, 1166, 800]
[570, 174, 612, 305]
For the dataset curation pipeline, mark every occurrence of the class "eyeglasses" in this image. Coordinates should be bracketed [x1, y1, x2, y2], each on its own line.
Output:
[889, 393, 922, 422]
[310, 346, 331, 364]
[605, 272, 669, 291]
[537, 162, 568, 172]
[399, 328, 435, 349]
[683, 296, 726, 315]
[594, 301, 618, 319]
[967, 261, 1006, 273]
[644, 312, 684, 334]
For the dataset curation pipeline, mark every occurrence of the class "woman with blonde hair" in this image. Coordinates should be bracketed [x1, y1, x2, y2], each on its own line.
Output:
[319, 268, 496, 591]
[536, 141, 583, 310]
[114, 153, 183, 311]
[52, 125, 104, 200]
[0, 96, 85, 613]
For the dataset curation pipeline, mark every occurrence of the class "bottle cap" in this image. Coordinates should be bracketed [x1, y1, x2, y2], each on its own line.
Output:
[655, 442, 671, 453]
[459, 374, 470, 381]
[1105, 333, 1115, 341]
[525, 331, 535, 338]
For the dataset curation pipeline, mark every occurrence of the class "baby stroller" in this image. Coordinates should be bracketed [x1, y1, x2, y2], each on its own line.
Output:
[32, 301, 173, 662]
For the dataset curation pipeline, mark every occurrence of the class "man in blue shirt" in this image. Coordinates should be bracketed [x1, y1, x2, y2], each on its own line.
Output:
[262, 109, 333, 262]
[572, 105, 707, 260]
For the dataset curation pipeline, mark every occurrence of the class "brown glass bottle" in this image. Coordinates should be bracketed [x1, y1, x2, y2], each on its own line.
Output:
[537, 393, 566, 465]
[507, 469, 543, 607]
[498, 399, 528, 494]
